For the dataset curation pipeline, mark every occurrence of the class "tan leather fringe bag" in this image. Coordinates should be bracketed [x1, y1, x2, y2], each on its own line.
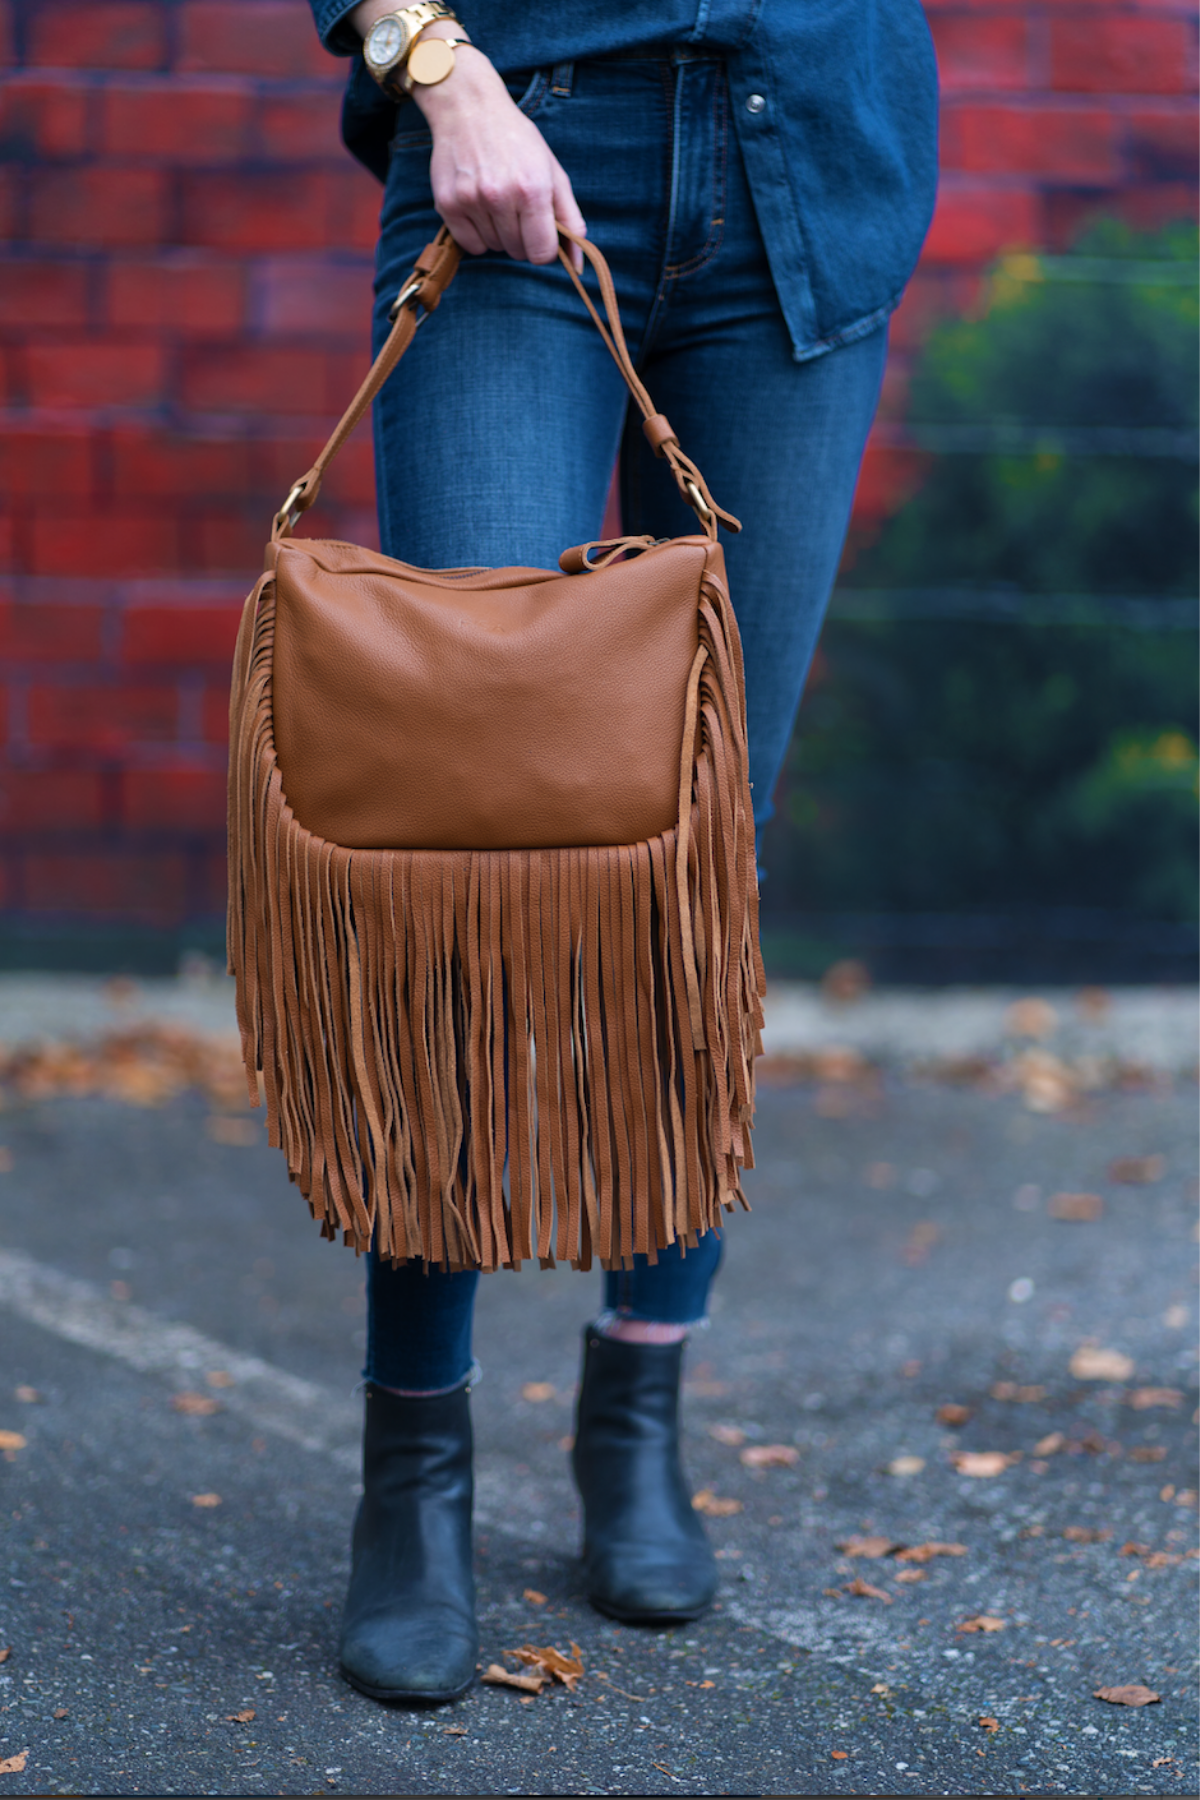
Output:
[228, 226, 765, 1274]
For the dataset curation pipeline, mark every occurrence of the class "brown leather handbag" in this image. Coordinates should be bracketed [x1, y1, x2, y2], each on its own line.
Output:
[227, 227, 764, 1273]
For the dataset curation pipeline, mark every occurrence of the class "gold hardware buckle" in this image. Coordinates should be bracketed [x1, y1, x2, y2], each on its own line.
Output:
[683, 477, 713, 523]
[388, 274, 426, 322]
[274, 479, 307, 534]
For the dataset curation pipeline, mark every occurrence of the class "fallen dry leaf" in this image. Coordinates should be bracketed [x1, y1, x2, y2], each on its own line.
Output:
[1005, 998, 1059, 1040]
[991, 1383, 1046, 1403]
[0, 1432, 27, 1452]
[895, 1568, 926, 1584]
[522, 1589, 547, 1607]
[1129, 1445, 1167, 1462]
[595, 1672, 649, 1701]
[691, 1489, 742, 1517]
[13, 1387, 40, 1404]
[952, 1450, 1019, 1478]
[979, 1716, 1000, 1733]
[903, 1220, 940, 1265]
[739, 1444, 799, 1469]
[52, 1708, 67, 1719]
[957, 1615, 1007, 1634]
[172, 1392, 221, 1416]
[0, 1149, 13, 1173]
[1069, 1345, 1134, 1382]
[442, 1725, 467, 1736]
[508, 1642, 584, 1691]
[1094, 1685, 1160, 1707]
[205, 1370, 235, 1388]
[821, 958, 871, 1003]
[1153, 1757, 1176, 1767]
[813, 1045, 870, 1084]
[837, 1535, 899, 1559]
[1047, 1191, 1104, 1223]
[844, 1578, 892, 1603]
[1108, 1155, 1165, 1185]
[0, 1753, 27, 1775]
[226, 1709, 255, 1723]
[894, 1542, 968, 1563]
[709, 1424, 746, 1447]
[191, 1493, 222, 1508]
[1033, 1432, 1065, 1456]
[0, 1648, 10, 1664]
[684, 1375, 729, 1397]
[1076, 985, 1110, 1021]
[871, 1683, 890, 1696]
[520, 1382, 555, 1403]
[482, 1664, 545, 1694]
[1128, 1387, 1182, 1410]
[830, 1749, 848, 1760]
[887, 1455, 925, 1477]
[1009, 1048, 1076, 1113]
[936, 1403, 972, 1427]
[206, 1114, 259, 1147]
[1062, 1526, 1111, 1543]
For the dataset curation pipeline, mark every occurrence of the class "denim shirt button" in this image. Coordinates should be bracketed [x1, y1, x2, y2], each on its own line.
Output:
[745, 93, 766, 114]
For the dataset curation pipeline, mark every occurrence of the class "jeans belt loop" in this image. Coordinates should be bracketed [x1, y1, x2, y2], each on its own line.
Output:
[550, 60, 574, 96]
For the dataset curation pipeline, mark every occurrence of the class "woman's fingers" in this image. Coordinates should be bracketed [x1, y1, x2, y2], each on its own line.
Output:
[420, 54, 586, 268]
[550, 161, 587, 269]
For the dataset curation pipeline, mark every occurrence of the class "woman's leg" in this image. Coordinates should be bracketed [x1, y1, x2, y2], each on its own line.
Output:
[598, 1230, 723, 1344]
[365, 1256, 478, 1395]
[343, 96, 649, 1700]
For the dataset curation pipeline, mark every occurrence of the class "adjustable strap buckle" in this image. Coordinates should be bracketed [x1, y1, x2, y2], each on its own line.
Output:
[387, 273, 427, 323]
[682, 477, 713, 525]
[273, 478, 309, 537]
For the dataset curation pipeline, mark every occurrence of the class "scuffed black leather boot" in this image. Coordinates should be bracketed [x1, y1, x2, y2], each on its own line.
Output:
[572, 1326, 717, 1624]
[339, 1383, 478, 1703]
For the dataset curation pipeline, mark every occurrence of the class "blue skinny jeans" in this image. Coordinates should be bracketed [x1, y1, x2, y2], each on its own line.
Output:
[365, 49, 888, 1392]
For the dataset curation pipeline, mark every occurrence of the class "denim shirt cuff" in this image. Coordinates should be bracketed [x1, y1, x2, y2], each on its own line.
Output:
[310, 0, 362, 56]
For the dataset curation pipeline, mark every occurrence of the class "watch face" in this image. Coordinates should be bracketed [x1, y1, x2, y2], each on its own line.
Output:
[366, 16, 405, 67]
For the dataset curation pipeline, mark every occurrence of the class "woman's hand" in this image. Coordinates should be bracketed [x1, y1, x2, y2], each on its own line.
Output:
[348, 6, 586, 266]
[417, 48, 586, 266]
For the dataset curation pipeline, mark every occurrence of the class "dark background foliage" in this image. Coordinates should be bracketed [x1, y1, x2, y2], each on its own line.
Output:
[761, 222, 1198, 981]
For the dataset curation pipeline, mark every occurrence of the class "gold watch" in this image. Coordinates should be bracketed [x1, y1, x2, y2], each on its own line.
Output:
[362, 2, 458, 96]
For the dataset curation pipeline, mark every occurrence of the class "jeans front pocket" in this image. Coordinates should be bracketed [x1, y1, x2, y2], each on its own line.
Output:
[501, 66, 550, 116]
[390, 64, 549, 153]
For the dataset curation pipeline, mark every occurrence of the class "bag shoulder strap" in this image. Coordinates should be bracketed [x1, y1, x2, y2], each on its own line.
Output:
[272, 225, 740, 545]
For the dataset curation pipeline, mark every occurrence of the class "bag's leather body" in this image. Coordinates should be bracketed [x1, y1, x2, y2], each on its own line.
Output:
[270, 536, 711, 852]
[227, 227, 765, 1274]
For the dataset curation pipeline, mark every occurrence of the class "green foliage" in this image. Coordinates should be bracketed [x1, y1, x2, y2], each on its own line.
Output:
[766, 221, 1199, 932]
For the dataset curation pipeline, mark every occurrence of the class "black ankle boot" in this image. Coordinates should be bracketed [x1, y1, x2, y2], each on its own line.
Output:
[572, 1327, 717, 1624]
[338, 1383, 478, 1703]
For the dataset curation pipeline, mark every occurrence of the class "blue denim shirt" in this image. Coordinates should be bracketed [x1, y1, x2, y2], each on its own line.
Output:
[306, 0, 939, 362]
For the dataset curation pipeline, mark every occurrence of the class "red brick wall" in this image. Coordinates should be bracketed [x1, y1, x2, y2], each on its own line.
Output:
[1, 0, 1196, 933]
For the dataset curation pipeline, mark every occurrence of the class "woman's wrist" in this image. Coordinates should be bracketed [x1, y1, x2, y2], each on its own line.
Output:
[347, 2, 487, 119]
[409, 41, 502, 124]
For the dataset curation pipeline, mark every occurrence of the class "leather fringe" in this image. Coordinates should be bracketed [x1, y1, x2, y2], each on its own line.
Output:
[227, 570, 765, 1272]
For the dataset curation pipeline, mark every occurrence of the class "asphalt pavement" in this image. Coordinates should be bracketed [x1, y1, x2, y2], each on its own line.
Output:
[0, 980, 1196, 1797]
